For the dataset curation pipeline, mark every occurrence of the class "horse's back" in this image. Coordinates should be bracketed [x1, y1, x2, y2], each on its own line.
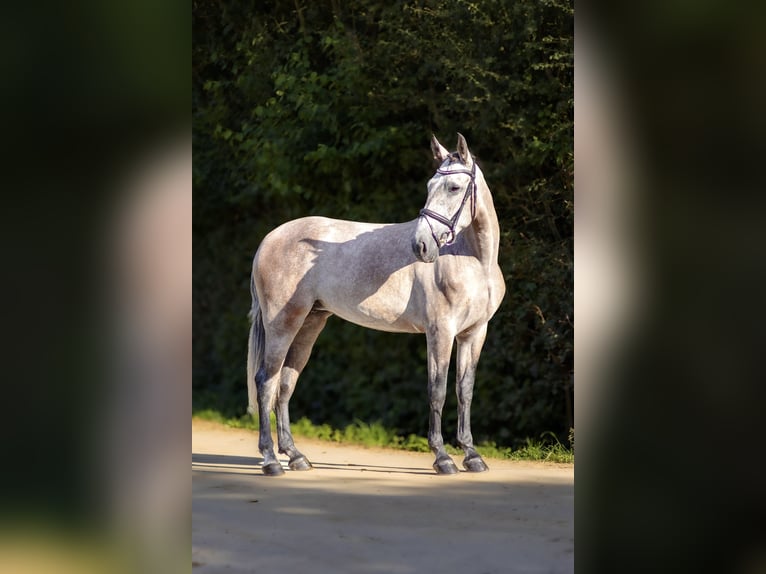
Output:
[253, 216, 427, 332]
[254, 216, 401, 270]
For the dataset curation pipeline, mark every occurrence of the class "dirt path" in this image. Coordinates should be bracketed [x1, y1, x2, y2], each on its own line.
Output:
[192, 419, 574, 574]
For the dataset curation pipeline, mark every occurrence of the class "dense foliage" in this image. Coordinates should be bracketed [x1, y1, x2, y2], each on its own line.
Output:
[193, 0, 573, 447]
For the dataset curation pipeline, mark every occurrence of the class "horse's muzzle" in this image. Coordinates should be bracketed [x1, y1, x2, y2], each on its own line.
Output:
[412, 235, 439, 263]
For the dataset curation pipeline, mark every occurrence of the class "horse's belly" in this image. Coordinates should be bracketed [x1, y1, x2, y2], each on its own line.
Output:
[319, 283, 424, 334]
[332, 307, 423, 333]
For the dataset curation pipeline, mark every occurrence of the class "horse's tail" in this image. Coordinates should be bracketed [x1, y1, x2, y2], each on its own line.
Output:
[246, 270, 265, 416]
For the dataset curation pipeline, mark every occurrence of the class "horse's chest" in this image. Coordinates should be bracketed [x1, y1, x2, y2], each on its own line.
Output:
[433, 268, 496, 328]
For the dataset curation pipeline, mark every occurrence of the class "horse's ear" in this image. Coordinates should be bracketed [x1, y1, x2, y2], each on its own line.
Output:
[456, 133, 473, 168]
[431, 134, 449, 163]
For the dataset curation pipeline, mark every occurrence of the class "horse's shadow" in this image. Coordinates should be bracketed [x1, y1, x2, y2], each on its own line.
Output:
[193, 453, 260, 468]
[192, 452, 435, 476]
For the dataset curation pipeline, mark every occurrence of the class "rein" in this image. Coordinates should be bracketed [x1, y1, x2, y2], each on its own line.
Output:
[419, 159, 477, 246]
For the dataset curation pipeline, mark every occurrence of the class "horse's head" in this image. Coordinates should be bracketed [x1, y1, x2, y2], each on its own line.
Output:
[412, 133, 477, 263]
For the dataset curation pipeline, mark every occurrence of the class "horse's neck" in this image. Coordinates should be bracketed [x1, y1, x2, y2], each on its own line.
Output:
[464, 177, 501, 269]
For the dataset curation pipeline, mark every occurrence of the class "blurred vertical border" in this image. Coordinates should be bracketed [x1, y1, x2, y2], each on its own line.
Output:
[577, 1, 766, 572]
[0, 0, 188, 573]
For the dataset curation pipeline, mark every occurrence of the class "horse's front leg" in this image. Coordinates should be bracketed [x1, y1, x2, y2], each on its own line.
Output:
[456, 324, 489, 472]
[426, 327, 459, 475]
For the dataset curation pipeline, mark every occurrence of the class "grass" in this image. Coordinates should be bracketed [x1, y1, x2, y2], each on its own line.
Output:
[193, 409, 574, 464]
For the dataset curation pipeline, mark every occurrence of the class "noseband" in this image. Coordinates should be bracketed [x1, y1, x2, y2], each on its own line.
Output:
[419, 159, 477, 247]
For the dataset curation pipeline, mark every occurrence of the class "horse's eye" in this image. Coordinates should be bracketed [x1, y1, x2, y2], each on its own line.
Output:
[450, 185, 461, 193]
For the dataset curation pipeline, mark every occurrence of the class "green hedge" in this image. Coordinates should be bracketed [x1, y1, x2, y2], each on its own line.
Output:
[193, 0, 573, 448]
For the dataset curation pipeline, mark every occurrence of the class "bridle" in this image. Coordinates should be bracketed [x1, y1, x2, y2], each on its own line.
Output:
[418, 158, 477, 247]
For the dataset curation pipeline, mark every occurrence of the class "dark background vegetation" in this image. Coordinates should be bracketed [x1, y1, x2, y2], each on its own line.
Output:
[193, 0, 573, 448]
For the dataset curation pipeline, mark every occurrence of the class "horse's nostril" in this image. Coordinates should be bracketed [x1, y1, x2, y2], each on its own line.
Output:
[412, 238, 427, 259]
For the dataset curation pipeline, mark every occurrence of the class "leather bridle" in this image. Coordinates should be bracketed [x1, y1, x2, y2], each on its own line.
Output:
[418, 159, 477, 247]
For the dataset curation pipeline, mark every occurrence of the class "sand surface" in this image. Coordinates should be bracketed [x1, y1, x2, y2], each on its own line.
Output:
[192, 419, 574, 573]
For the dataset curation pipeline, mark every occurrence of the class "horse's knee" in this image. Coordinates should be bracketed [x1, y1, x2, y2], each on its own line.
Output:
[428, 385, 447, 408]
[456, 386, 474, 405]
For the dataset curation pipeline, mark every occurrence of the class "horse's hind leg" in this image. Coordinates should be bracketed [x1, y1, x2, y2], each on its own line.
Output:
[455, 324, 489, 472]
[255, 335, 292, 476]
[255, 305, 314, 476]
[275, 309, 330, 471]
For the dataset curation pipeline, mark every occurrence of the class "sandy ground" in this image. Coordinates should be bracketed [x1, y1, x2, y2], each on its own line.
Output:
[192, 419, 574, 574]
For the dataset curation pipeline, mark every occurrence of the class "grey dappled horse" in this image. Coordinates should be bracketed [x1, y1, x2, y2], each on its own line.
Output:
[247, 134, 506, 475]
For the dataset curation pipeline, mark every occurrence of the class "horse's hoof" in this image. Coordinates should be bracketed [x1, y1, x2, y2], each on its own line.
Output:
[289, 455, 313, 471]
[262, 462, 285, 476]
[463, 455, 489, 473]
[433, 457, 459, 475]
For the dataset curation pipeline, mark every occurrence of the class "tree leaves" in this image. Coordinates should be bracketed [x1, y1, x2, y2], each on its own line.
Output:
[193, 0, 573, 446]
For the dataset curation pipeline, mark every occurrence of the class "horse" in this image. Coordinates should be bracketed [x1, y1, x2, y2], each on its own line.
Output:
[247, 133, 506, 475]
